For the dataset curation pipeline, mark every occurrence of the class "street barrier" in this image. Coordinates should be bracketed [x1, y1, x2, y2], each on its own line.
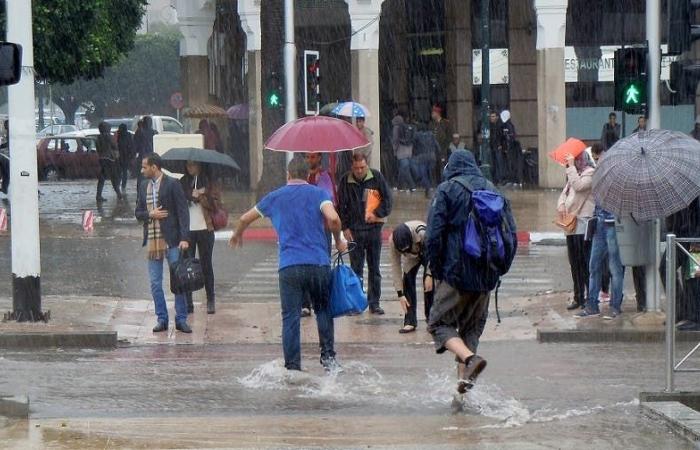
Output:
[82, 210, 94, 232]
[665, 234, 700, 393]
[0, 208, 6, 232]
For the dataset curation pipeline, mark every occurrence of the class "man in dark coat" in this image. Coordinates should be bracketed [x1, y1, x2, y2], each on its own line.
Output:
[135, 153, 192, 333]
[425, 149, 516, 397]
[337, 152, 393, 315]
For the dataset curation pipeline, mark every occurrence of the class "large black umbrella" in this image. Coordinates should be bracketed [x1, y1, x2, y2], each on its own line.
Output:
[160, 147, 240, 171]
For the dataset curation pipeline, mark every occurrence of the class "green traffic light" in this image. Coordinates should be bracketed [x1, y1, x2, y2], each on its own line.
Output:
[268, 92, 280, 107]
[624, 83, 641, 105]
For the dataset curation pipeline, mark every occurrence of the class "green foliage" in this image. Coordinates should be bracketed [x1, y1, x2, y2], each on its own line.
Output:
[4, 0, 148, 84]
[51, 29, 181, 123]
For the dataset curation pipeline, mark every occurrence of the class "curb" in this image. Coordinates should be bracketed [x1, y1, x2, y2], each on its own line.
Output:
[0, 331, 117, 349]
[537, 329, 700, 343]
[215, 229, 566, 245]
[0, 395, 29, 418]
[641, 400, 700, 443]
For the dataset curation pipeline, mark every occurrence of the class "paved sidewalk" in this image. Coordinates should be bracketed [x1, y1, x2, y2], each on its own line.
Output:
[0, 289, 666, 347]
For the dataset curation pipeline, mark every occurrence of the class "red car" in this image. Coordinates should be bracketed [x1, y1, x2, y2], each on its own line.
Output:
[37, 132, 100, 180]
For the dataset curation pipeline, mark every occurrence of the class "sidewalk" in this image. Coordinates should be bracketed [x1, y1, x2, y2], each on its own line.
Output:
[0, 289, 676, 348]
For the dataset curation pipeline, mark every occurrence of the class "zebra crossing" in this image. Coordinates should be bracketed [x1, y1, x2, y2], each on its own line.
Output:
[228, 243, 570, 303]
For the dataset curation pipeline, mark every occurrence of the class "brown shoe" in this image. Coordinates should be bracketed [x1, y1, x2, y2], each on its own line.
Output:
[457, 355, 487, 393]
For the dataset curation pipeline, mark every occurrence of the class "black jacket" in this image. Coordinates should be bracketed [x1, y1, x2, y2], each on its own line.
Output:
[135, 174, 189, 248]
[425, 150, 517, 293]
[337, 168, 392, 232]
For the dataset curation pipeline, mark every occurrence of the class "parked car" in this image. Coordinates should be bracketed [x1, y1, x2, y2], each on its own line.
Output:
[37, 124, 77, 138]
[131, 115, 183, 134]
[104, 117, 135, 131]
[37, 133, 100, 180]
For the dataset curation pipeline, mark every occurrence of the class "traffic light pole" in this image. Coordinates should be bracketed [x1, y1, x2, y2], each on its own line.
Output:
[284, 0, 297, 164]
[646, 0, 662, 314]
[479, 0, 492, 181]
[6, 0, 44, 322]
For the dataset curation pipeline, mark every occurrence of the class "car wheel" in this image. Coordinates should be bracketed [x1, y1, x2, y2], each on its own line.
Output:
[44, 166, 60, 181]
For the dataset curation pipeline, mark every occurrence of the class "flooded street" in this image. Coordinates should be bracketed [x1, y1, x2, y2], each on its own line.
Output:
[0, 341, 691, 448]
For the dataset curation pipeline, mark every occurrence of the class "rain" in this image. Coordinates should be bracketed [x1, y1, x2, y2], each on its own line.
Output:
[0, 0, 698, 448]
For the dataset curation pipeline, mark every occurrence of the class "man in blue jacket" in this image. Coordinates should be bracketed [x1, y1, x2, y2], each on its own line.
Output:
[135, 154, 192, 333]
[425, 150, 516, 395]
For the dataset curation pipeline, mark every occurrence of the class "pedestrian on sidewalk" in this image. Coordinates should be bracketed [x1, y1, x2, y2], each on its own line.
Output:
[600, 112, 621, 151]
[391, 111, 415, 192]
[425, 149, 517, 395]
[135, 153, 192, 333]
[116, 123, 135, 193]
[391, 221, 433, 333]
[180, 161, 220, 315]
[557, 151, 596, 310]
[96, 121, 123, 202]
[429, 105, 453, 182]
[301, 151, 336, 317]
[337, 152, 393, 315]
[229, 156, 347, 372]
[412, 127, 440, 196]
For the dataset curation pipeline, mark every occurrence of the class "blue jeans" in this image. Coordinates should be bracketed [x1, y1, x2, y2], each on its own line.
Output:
[279, 265, 335, 370]
[411, 159, 433, 190]
[587, 221, 624, 312]
[148, 247, 188, 325]
[397, 158, 415, 190]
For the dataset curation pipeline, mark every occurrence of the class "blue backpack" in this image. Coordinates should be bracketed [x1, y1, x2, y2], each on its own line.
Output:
[454, 177, 517, 278]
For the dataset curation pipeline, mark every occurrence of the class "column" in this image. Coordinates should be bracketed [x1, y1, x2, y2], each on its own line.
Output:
[444, 0, 473, 145]
[508, 1, 538, 151]
[346, 0, 384, 171]
[176, 0, 215, 107]
[535, 0, 568, 188]
[239, 0, 264, 189]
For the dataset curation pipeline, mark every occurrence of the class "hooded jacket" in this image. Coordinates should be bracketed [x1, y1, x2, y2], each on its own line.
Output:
[426, 150, 517, 292]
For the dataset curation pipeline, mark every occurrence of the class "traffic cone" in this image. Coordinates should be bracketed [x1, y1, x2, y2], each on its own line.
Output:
[82, 210, 94, 232]
[0, 208, 6, 232]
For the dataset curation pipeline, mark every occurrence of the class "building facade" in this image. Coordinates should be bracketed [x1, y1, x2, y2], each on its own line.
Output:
[175, 0, 696, 189]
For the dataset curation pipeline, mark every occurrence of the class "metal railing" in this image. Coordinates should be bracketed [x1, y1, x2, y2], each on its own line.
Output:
[665, 234, 700, 393]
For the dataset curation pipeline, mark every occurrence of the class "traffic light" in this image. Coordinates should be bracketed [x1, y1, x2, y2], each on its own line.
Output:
[266, 72, 283, 109]
[614, 47, 647, 114]
[304, 50, 320, 115]
[668, 0, 700, 55]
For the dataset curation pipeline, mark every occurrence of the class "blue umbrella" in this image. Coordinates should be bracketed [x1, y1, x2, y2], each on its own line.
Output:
[330, 101, 371, 118]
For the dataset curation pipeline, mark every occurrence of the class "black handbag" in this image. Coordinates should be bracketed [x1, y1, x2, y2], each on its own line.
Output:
[170, 254, 205, 295]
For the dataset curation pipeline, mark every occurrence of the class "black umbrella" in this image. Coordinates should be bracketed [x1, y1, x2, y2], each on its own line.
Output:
[160, 147, 240, 171]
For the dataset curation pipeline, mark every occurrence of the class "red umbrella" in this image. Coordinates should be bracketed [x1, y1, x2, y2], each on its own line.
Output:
[264, 116, 370, 153]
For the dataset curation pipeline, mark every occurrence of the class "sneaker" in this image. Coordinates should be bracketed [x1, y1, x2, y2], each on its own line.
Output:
[603, 309, 621, 320]
[301, 307, 311, 317]
[458, 355, 487, 392]
[575, 308, 600, 318]
[320, 356, 343, 373]
[369, 306, 385, 315]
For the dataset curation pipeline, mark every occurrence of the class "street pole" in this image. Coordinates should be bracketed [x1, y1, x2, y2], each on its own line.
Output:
[284, 0, 297, 164]
[6, 0, 44, 322]
[646, 0, 662, 313]
[479, 0, 492, 181]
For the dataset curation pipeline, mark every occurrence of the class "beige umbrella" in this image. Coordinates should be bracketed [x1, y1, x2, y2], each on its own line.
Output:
[183, 104, 228, 119]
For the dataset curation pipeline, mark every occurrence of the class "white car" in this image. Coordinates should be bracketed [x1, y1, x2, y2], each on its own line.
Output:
[131, 115, 183, 134]
[37, 124, 77, 138]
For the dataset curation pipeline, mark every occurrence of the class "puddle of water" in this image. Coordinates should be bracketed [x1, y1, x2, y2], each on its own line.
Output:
[239, 360, 640, 429]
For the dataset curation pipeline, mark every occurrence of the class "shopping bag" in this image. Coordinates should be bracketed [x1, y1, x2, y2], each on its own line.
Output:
[329, 253, 368, 318]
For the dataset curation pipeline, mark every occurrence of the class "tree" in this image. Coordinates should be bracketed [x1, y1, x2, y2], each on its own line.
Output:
[51, 27, 181, 125]
[28, 0, 147, 84]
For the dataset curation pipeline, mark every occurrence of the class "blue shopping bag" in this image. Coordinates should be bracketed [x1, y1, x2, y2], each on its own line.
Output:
[329, 252, 368, 318]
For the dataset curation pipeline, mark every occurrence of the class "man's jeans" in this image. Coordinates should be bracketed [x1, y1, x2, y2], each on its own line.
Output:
[587, 221, 625, 312]
[411, 159, 433, 190]
[349, 227, 383, 309]
[148, 247, 188, 325]
[397, 158, 415, 190]
[279, 264, 335, 370]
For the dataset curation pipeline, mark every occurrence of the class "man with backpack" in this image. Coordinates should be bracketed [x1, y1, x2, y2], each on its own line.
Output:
[425, 149, 517, 398]
[391, 110, 415, 191]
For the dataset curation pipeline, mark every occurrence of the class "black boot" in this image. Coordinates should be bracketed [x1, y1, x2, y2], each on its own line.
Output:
[207, 299, 215, 314]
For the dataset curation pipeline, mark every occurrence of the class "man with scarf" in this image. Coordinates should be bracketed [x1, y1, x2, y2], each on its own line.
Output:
[135, 154, 192, 333]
